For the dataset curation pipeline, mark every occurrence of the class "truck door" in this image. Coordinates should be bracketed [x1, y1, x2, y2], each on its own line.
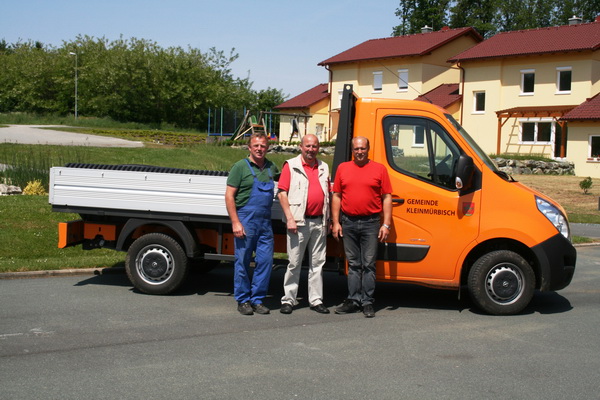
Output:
[376, 113, 481, 283]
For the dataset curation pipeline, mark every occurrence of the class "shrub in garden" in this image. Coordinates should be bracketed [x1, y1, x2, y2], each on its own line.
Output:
[579, 176, 593, 194]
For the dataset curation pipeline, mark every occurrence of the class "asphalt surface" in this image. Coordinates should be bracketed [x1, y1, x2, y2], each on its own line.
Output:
[1, 246, 599, 400]
[0, 124, 143, 147]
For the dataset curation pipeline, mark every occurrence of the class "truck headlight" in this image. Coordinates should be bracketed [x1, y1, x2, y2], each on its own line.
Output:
[536, 196, 570, 239]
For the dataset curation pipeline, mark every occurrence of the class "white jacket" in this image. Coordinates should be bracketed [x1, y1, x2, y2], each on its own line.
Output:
[281, 154, 330, 227]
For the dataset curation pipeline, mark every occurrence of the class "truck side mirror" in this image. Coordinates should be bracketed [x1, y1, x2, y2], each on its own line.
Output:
[455, 154, 474, 190]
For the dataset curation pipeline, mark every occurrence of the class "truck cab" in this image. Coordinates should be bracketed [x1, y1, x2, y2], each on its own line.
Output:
[336, 84, 576, 314]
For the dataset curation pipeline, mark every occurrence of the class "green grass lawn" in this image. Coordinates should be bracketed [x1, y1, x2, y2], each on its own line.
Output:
[0, 138, 596, 274]
[0, 195, 125, 273]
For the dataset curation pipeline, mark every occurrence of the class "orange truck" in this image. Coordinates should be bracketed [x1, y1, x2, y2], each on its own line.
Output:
[49, 84, 576, 315]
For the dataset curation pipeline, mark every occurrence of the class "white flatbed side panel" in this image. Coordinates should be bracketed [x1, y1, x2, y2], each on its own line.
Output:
[49, 167, 283, 219]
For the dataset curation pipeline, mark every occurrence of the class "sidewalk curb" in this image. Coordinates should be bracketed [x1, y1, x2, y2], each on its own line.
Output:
[0, 267, 125, 280]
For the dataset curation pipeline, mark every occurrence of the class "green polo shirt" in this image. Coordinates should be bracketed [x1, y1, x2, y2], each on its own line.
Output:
[227, 158, 280, 208]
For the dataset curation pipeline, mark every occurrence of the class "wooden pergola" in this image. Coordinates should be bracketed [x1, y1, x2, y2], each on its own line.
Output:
[495, 105, 576, 157]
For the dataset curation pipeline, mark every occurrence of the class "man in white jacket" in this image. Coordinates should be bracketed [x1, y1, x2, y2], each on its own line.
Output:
[277, 134, 330, 314]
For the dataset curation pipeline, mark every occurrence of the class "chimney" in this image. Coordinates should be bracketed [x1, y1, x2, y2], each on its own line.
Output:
[421, 25, 433, 33]
[569, 15, 582, 25]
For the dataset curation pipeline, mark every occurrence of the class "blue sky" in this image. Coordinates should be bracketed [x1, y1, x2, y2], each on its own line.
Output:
[2, 0, 401, 98]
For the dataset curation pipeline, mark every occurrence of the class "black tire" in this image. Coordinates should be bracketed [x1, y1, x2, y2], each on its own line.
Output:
[468, 250, 535, 315]
[125, 233, 189, 295]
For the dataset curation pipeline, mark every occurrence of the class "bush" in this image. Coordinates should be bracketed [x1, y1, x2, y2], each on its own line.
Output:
[579, 176, 593, 194]
[23, 180, 47, 195]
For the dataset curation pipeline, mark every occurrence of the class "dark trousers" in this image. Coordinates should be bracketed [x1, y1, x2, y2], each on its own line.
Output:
[340, 213, 379, 306]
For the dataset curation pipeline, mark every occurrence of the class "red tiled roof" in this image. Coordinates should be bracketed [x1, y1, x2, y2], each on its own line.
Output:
[450, 21, 600, 62]
[274, 83, 329, 109]
[561, 93, 600, 121]
[319, 27, 482, 66]
[415, 83, 461, 109]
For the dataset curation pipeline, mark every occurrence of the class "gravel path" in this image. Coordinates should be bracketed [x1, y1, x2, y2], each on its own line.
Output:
[0, 125, 143, 147]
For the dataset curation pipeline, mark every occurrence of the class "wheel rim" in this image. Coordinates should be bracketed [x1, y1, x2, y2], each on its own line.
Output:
[135, 245, 174, 285]
[485, 262, 524, 305]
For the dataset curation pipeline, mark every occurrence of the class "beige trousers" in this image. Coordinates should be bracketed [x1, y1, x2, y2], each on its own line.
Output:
[281, 218, 327, 307]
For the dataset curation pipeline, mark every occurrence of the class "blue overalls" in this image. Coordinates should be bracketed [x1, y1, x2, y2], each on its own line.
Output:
[233, 159, 275, 305]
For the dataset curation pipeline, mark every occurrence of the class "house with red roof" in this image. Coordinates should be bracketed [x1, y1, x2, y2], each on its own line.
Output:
[449, 17, 600, 177]
[273, 83, 329, 142]
[317, 26, 483, 139]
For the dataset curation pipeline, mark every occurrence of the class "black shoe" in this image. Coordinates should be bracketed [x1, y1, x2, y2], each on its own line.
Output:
[334, 299, 359, 314]
[280, 303, 293, 314]
[363, 304, 375, 318]
[238, 301, 254, 315]
[252, 303, 270, 315]
[310, 304, 330, 314]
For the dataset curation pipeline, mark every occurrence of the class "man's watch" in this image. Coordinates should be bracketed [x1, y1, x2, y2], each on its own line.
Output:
[382, 224, 390, 229]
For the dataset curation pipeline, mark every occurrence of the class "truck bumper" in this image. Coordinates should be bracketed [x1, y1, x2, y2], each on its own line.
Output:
[531, 233, 577, 291]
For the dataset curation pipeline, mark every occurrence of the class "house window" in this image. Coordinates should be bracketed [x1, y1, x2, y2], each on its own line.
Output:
[521, 69, 535, 95]
[590, 136, 600, 160]
[338, 89, 343, 109]
[556, 67, 572, 94]
[397, 69, 408, 92]
[373, 71, 383, 93]
[413, 125, 424, 147]
[520, 120, 553, 144]
[473, 91, 485, 113]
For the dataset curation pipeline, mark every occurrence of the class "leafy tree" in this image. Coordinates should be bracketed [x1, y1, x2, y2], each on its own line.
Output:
[449, 0, 499, 37]
[392, 0, 450, 35]
[0, 35, 277, 130]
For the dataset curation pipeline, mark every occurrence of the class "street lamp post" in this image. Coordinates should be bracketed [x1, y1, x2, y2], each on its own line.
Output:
[69, 52, 78, 119]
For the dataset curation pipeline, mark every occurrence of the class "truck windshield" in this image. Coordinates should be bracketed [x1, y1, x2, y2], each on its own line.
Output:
[445, 114, 499, 173]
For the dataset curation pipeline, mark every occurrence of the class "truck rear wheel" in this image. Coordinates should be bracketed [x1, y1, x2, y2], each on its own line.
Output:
[468, 250, 535, 315]
[125, 233, 188, 295]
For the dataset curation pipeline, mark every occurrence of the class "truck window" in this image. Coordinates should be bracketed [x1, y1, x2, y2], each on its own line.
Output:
[384, 116, 461, 190]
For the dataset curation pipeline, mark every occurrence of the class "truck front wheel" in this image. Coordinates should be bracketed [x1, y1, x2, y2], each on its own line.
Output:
[125, 233, 188, 295]
[468, 250, 535, 315]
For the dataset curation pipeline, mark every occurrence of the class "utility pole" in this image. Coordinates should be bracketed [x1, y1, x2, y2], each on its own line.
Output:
[69, 51, 78, 119]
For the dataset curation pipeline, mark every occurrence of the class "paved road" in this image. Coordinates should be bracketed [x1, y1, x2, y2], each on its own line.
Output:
[1, 246, 599, 400]
[0, 125, 143, 147]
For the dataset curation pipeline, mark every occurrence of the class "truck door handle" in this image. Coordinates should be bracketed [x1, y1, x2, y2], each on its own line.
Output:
[392, 198, 405, 205]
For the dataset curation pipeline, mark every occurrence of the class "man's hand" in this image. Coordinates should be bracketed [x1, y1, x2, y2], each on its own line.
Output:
[332, 222, 343, 240]
[232, 221, 245, 238]
[378, 225, 389, 242]
[286, 219, 298, 234]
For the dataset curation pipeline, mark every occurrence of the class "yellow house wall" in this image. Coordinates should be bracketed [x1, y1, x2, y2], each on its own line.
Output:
[567, 122, 600, 178]
[460, 54, 598, 159]
[459, 61, 502, 154]
[277, 98, 331, 143]
[328, 34, 480, 107]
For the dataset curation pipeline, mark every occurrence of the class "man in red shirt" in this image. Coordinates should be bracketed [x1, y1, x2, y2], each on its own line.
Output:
[331, 136, 392, 318]
[278, 134, 330, 314]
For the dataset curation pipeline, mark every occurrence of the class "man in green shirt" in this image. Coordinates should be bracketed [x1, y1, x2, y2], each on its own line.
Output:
[225, 132, 280, 315]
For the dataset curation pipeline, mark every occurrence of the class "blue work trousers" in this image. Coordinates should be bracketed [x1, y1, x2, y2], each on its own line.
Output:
[234, 207, 273, 305]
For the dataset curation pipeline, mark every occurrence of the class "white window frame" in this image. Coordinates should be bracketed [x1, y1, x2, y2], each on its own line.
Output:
[373, 71, 383, 93]
[337, 89, 343, 109]
[397, 69, 408, 92]
[519, 118, 554, 145]
[556, 67, 572, 94]
[473, 91, 485, 114]
[520, 69, 535, 95]
[589, 135, 600, 161]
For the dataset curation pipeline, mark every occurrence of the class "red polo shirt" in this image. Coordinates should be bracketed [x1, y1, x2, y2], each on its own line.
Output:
[278, 159, 326, 216]
[332, 160, 392, 216]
